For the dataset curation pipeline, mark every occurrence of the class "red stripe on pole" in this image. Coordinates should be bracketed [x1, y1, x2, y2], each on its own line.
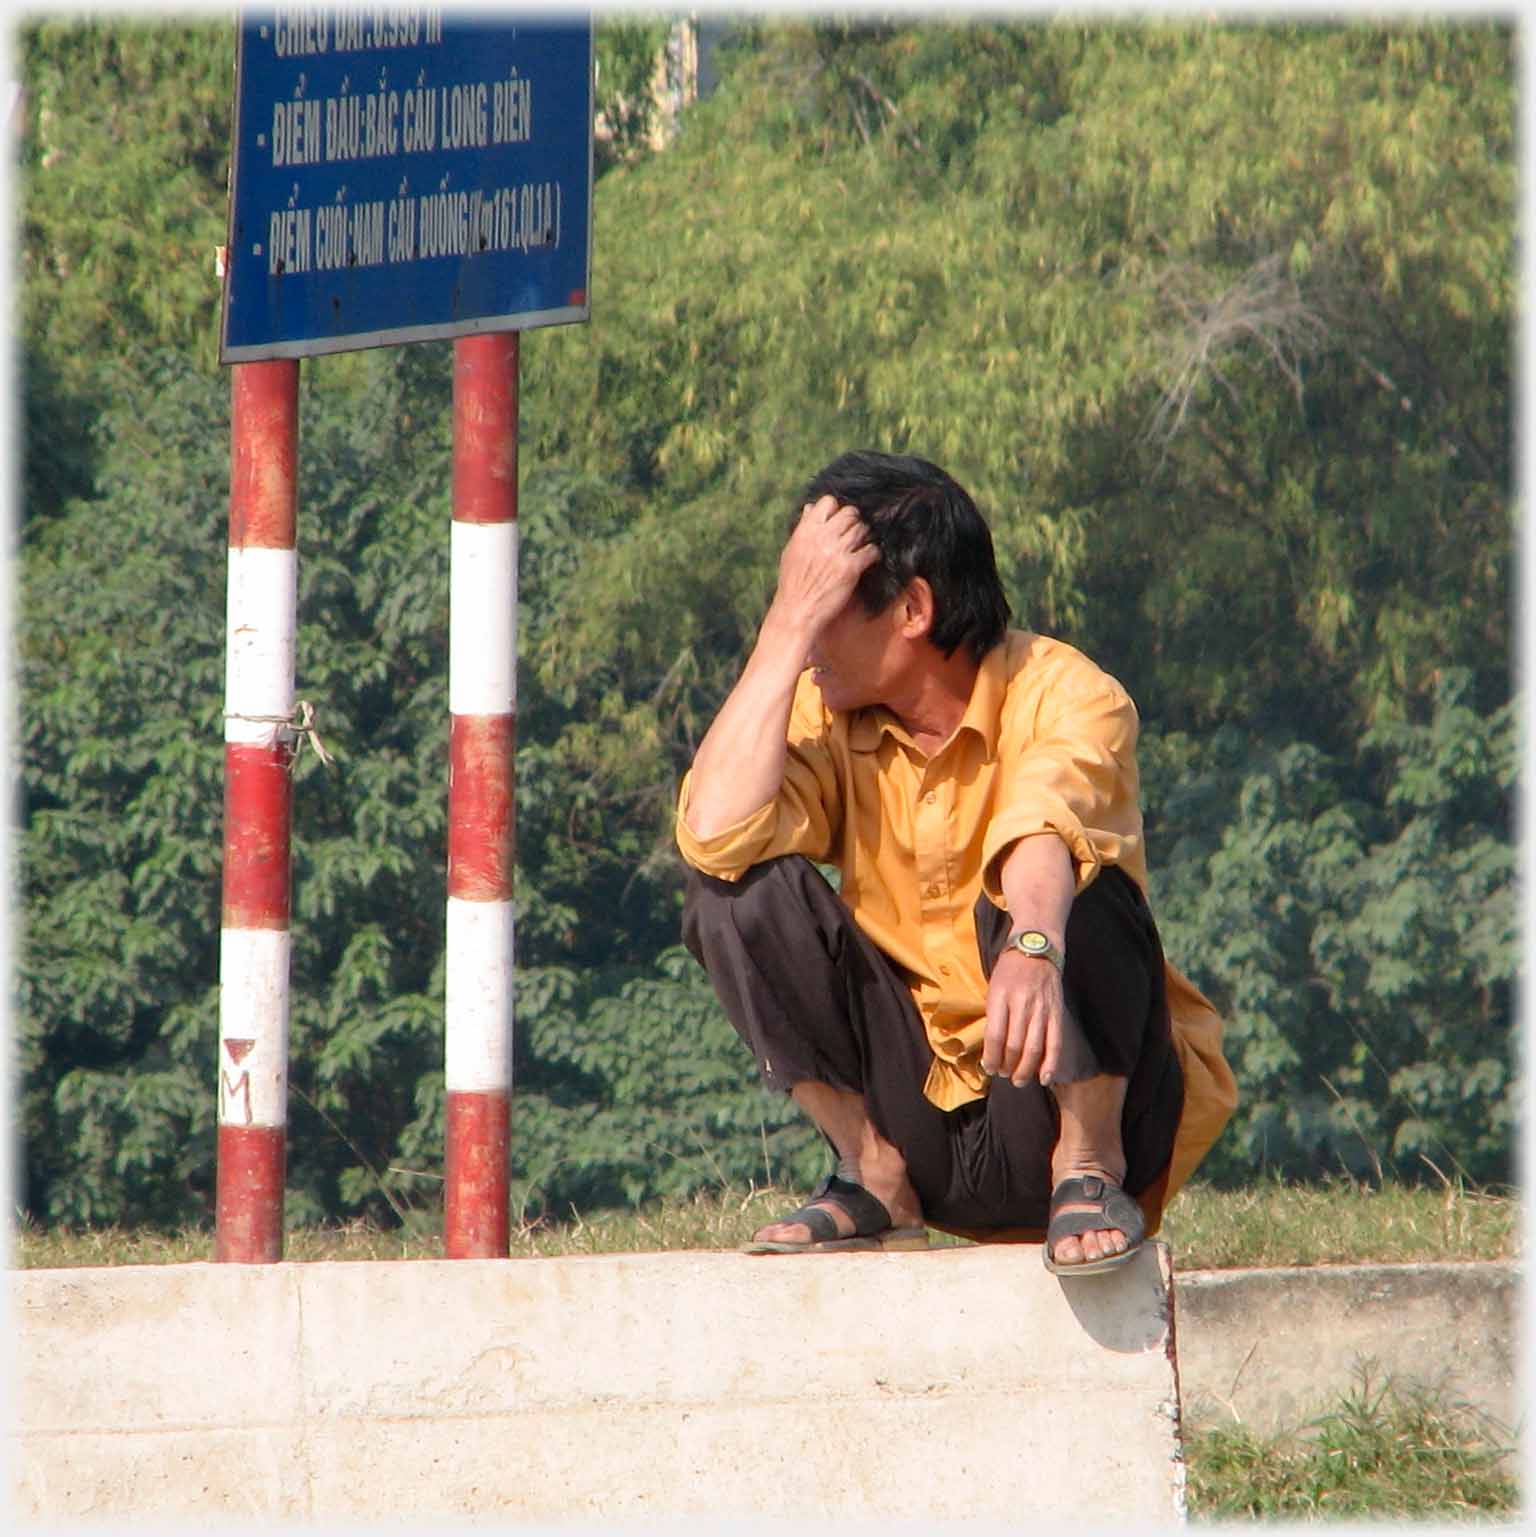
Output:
[214, 1124, 286, 1263]
[448, 713, 516, 902]
[222, 742, 294, 929]
[229, 360, 299, 549]
[444, 1090, 511, 1257]
[453, 333, 518, 525]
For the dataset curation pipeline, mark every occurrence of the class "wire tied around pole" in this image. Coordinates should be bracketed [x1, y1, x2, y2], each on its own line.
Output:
[225, 699, 336, 770]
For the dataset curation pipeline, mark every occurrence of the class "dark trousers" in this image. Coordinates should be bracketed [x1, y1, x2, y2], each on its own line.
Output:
[682, 856, 1184, 1232]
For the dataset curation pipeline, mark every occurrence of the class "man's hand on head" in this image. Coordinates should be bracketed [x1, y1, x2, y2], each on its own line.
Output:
[682, 498, 876, 840]
[767, 494, 880, 652]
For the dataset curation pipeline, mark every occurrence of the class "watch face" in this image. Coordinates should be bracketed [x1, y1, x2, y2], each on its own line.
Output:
[1009, 929, 1062, 970]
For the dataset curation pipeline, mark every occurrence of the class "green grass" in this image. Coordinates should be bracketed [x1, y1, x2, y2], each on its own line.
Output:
[1157, 1172, 1519, 1271]
[1184, 1364, 1521, 1522]
[11, 1173, 1519, 1270]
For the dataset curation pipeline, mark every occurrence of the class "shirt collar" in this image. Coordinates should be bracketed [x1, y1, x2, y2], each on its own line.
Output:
[844, 639, 1009, 757]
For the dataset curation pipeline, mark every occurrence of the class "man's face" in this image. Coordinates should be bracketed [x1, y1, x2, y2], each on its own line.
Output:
[808, 593, 908, 713]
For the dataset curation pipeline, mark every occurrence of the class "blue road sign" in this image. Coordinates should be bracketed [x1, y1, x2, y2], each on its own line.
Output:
[221, 8, 591, 361]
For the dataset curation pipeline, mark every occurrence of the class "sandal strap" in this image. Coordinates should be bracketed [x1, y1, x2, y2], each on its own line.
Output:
[770, 1173, 894, 1242]
[812, 1173, 895, 1235]
[782, 1202, 842, 1244]
[1047, 1175, 1146, 1246]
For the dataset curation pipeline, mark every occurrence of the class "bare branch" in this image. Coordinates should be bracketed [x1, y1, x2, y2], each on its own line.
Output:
[1144, 254, 1331, 448]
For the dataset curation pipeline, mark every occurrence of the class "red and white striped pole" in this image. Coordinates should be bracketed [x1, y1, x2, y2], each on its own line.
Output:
[215, 358, 299, 1264]
[444, 332, 518, 1258]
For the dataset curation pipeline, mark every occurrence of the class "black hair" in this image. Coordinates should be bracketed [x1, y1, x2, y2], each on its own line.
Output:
[796, 450, 1011, 662]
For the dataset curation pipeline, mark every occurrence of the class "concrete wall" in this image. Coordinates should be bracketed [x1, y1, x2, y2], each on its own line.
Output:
[1175, 1259, 1520, 1441]
[14, 1242, 1185, 1525]
[14, 1249, 1520, 1524]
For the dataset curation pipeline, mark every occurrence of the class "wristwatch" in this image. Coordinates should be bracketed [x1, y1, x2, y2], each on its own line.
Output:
[1005, 929, 1065, 972]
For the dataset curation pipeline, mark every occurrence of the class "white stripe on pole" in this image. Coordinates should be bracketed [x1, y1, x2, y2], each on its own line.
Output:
[217, 927, 292, 1128]
[224, 546, 298, 741]
[448, 520, 518, 717]
[444, 896, 515, 1093]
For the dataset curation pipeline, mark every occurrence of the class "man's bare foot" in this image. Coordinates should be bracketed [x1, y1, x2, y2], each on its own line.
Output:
[1046, 1160, 1132, 1267]
[1048, 1072, 1134, 1269]
[751, 1082, 926, 1249]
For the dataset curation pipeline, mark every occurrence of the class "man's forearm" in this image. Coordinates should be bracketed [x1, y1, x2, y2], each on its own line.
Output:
[681, 606, 813, 840]
[996, 834, 1075, 950]
[982, 832, 1077, 1085]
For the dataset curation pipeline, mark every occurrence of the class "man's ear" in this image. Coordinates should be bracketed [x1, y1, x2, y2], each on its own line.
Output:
[900, 577, 936, 640]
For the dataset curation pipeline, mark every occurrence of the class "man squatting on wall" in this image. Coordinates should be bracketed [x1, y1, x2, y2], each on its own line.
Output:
[675, 451, 1237, 1270]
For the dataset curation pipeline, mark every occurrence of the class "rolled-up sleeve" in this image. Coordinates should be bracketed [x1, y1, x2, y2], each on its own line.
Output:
[675, 673, 842, 881]
[981, 664, 1143, 901]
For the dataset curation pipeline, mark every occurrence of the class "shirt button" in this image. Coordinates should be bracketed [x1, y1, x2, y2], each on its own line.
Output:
[924, 792, 937, 805]
[925, 884, 940, 899]
[939, 964, 952, 977]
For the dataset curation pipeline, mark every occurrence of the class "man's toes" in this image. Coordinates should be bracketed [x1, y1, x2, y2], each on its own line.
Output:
[1051, 1233, 1085, 1265]
[1082, 1227, 1126, 1262]
[1052, 1227, 1128, 1265]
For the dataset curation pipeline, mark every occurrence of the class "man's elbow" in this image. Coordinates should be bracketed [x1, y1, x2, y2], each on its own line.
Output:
[679, 782, 718, 843]
[678, 780, 752, 846]
[681, 808, 724, 844]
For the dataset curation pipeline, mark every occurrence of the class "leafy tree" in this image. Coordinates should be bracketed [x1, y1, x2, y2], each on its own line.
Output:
[18, 19, 231, 372]
[20, 351, 234, 1223]
[14, 16, 1518, 1228]
[593, 15, 673, 172]
[1142, 671, 1517, 1186]
[1047, 21, 1514, 739]
[18, 19, 232, 530]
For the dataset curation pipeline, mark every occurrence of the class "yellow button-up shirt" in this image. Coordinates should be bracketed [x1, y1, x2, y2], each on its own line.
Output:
[676, 630, 1236, 1201]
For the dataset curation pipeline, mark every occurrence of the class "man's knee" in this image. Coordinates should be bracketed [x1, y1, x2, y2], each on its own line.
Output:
[682, 855, 825, 957]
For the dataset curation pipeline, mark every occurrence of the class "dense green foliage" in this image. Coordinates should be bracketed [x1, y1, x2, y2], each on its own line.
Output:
[15, 16, 1517, 1230]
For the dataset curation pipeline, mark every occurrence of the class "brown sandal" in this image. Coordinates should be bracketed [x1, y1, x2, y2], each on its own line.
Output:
[1043, 1174, 1146, 1276]
[741, 1173, 928, 1255]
